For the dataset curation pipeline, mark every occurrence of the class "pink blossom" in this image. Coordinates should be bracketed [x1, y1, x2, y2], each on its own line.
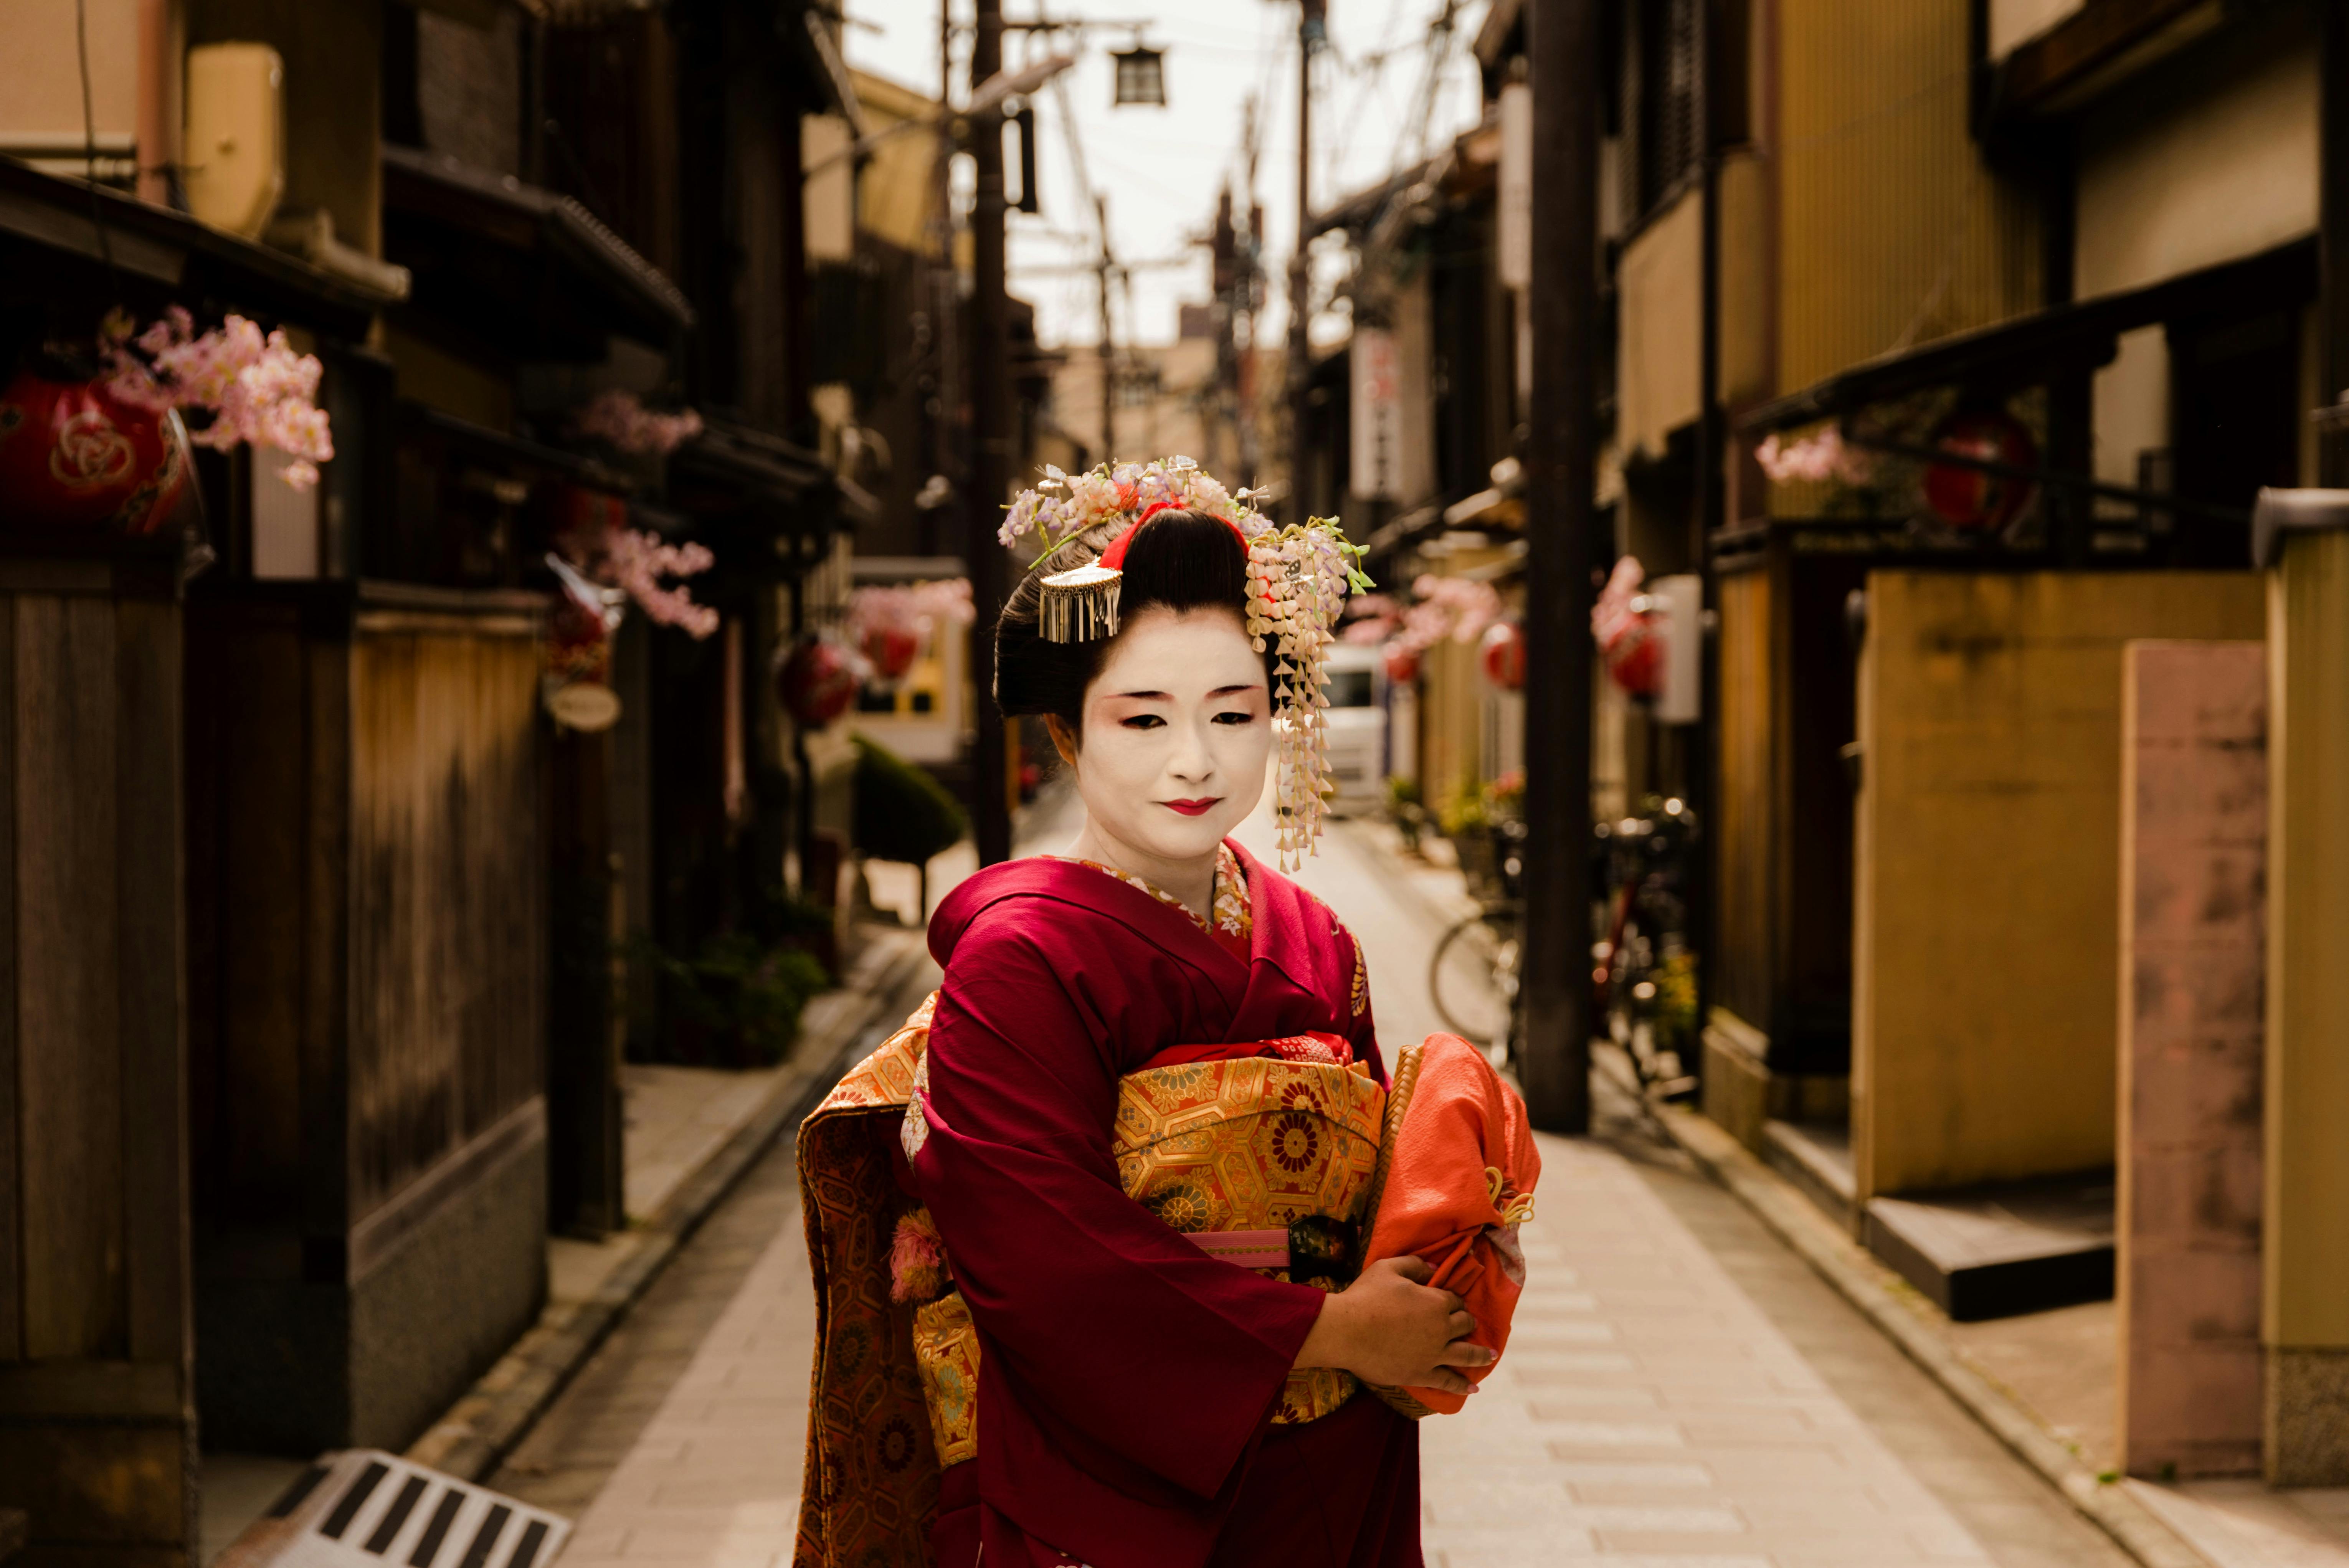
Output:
[605, 528, 719, 638]
[101, 308, 333, 487]
[1370, 576, 1503, 669]
[1592, 555, 1645, 644]
[575, 389, 705, 455]
[1756, 428, 1870, 486]
[846, 579, 974, 652]
[555, 511, 720, 639]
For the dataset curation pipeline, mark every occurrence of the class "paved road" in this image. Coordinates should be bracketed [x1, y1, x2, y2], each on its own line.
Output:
[499, 814, 2136, 1568]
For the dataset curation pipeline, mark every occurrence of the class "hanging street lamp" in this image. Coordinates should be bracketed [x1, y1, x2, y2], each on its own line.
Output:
[1111, 41, 1166, 106]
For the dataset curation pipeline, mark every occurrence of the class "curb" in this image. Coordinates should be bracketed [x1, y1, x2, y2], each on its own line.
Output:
[403, 926, 935, 1482]
[1611, 1055, 2213, 1568]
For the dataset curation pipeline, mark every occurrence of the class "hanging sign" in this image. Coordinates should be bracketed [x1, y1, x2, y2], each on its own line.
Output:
[1350, 327, 1402, 501]
[546, 681, 623, 732]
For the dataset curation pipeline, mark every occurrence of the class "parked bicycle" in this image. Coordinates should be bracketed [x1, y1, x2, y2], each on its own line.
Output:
[1592, 796, 1701, 1100]
[1427, 816, 1526, 1068]
[1426, 798, 1700, 1099]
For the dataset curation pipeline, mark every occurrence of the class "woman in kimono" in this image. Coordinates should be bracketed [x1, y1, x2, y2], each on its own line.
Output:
[796, 462, 1535, 1568]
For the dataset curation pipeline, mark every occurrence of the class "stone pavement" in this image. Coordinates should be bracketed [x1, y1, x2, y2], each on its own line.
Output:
[1427, 1132, 2040, 1568]
[496, 806, 2143, 1568]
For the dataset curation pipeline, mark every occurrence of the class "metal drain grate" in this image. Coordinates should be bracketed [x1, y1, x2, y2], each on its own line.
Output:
[216, 1452, 570, 1568]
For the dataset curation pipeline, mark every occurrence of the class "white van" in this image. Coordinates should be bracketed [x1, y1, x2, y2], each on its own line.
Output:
[1320, 642, 1387, 813]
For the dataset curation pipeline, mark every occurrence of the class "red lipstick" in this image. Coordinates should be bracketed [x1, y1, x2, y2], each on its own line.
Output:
[1161, 798, 1221, 817]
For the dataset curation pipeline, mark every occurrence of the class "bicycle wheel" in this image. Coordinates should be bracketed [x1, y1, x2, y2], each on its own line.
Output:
[1429, 912, 1516, 1046]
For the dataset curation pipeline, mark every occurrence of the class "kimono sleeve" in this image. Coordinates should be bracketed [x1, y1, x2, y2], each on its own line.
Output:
[1340, 923, 1384, 1074]
[909, 904, 1328, 1503]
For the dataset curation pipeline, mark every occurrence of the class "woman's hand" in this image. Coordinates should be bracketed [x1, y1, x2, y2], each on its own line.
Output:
[1293, 1256, 1495, 1395]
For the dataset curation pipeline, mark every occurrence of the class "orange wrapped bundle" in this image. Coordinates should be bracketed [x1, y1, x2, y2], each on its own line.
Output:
[1362, 1032, 1541, 1415]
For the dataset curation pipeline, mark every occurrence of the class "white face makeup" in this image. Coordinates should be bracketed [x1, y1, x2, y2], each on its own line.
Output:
[1056, 606, 1271, 897]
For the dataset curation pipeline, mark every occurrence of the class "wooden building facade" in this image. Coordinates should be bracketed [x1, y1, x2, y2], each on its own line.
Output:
[0, 0, 858, 1558]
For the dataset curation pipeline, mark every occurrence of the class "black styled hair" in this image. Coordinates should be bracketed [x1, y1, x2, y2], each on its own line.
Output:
[995, 507, 1276, 735]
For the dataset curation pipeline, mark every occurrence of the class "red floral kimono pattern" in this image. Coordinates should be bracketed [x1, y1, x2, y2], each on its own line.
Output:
[910, 843, 1421, 1568]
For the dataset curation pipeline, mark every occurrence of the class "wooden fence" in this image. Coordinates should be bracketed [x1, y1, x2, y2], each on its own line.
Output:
[187, 581, 548, 1452]
[0, 541, 195, 1568]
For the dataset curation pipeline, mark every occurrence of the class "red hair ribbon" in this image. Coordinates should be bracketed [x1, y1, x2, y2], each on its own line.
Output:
[1097, 501, 1252, 571]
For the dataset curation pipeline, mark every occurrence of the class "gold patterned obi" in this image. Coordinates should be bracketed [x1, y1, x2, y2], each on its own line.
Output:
[909, 1053, 1388, 1469]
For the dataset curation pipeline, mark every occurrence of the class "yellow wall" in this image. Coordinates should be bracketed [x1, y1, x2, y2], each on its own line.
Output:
[1851, 571, 2264, 1197]
[1775, 0, 2041, 395]
[1417, 636, 1483, 812]
[1717, 149, 1770, 413]
[851, 68, 940, 256]
[2265, 533, 2349, 1353]
[1619, 187, 1701, 461]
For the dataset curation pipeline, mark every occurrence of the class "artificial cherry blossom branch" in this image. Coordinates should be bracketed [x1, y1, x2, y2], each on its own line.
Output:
[100, 307, 334, 490]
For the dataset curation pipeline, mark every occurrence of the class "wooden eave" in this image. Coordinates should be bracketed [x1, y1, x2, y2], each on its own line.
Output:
[0, 155, 392, 338]
[1738, 236, 2317, 435]
[1985, 0, 2226, 122]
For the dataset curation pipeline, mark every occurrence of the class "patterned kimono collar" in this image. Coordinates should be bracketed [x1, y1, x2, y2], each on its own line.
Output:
[1045, 841, 1251, 957]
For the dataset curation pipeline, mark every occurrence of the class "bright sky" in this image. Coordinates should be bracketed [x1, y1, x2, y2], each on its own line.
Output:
[841, 0, 1492, 351]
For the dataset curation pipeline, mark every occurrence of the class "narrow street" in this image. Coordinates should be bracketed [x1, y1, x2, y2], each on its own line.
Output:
[488, 805, 2136, 1568]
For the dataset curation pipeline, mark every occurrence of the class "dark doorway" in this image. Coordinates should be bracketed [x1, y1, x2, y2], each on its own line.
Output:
[2169, 306, 2301, 566]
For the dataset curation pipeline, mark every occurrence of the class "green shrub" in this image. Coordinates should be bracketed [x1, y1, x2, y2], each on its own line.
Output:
[633, 932, 831, 1067]
[1437, 785, 1490, 839]
[745, 887, 840, 981]
[852, 734, 968, 866]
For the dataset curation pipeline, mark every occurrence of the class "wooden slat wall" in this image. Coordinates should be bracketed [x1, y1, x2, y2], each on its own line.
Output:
[116, 597, 189, 1367]
[186, 605, 314, 1239]
[0, 553, 195, 1568]
[1776, 0, 2042, 398]
[0, 596, 16, 1363]
[348, 609, 543, 1223]
[17, 595, 127, 1360]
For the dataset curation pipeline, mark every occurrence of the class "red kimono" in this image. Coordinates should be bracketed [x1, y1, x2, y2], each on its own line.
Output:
[910, 845, 1419, 1568]
[793, 843, 1427, 1568]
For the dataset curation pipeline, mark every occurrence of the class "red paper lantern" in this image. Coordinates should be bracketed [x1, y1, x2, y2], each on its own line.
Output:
[1480, 620, 1526, 691]
[0, 372, 190, 535]
[779, 637, 857, 729]
[1922, 410, 2038, 533]
[1603, 613, 1663, 697]
[1383, 645, 1420, 685]
[862, 625, 921, 681]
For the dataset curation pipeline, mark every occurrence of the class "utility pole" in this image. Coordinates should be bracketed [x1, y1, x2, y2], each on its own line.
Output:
[1212, 185, 1239, 478]
[968, 0, 1014, 865]
[926, 0, 959, 558]
[1098, 194, 1117, 465]
[1287, 1, 1319, 513]
[1518, 0, 1600, 1133]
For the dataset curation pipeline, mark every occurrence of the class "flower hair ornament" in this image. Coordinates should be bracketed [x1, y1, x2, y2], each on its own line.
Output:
[999, 457, 1371, 869]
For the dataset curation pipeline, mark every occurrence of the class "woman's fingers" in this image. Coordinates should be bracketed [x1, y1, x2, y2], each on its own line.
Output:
[1419, 1368, 1473, 1396]
[1436, 1337, 1498, 1368]
[1445, 1309, 1477, 1341]
[1391, 1255, 1435, 1285]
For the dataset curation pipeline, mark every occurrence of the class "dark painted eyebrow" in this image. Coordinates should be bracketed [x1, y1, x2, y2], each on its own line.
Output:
[1105, 685, 1263, 701]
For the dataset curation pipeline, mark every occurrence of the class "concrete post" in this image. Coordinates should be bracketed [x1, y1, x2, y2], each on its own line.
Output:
[2115, 640, 2265, 1480]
